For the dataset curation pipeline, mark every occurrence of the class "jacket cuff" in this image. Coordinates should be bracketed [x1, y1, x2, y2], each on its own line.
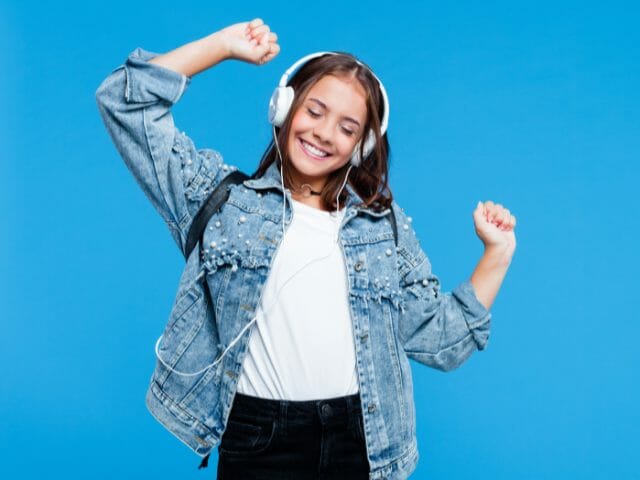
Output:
[452, 280, 491, 349]
[124, 47, 191, 104]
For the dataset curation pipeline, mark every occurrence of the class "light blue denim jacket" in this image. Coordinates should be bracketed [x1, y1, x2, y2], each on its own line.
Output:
[95, 47, 492, 479]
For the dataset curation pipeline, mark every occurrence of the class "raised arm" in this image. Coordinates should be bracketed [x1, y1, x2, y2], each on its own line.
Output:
[148, 18, 280, 76]
[393, 199, 517, 372]
[392, 202, 493, 372]
[94, 19, 280, 255]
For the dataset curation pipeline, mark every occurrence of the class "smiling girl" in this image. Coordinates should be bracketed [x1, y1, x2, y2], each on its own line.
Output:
[96, 17, 516, 479]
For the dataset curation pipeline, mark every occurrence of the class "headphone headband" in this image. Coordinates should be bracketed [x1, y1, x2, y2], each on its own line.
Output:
[276, 51, 389, 135]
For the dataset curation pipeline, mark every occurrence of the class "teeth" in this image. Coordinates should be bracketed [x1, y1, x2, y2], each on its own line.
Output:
[302, 140, 329, 157]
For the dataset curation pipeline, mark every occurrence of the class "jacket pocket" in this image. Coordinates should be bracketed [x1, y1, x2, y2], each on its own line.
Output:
[156, 286, 209, 389]
[163, 285, 201, 335]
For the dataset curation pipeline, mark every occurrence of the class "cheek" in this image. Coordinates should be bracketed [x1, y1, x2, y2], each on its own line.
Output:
[338, 138, 358, 157]
[290, 111, 312, 131]
[284, 136, 296, 160]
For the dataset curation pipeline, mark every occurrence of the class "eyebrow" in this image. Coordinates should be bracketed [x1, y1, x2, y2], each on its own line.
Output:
[308, 98, 362, 128]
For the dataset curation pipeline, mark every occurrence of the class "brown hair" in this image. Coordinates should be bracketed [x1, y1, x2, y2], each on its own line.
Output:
[251, 52, 393, 212]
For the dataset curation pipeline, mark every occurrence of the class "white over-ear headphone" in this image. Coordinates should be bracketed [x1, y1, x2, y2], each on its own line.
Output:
[268, 51, 390, 167]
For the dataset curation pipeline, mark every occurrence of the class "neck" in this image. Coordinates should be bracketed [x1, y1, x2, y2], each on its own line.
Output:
[291, 192, 328, 210]
[288, 173, 326, 196]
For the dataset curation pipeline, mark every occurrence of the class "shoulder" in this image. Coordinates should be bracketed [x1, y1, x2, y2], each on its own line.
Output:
[390, 199, 417, 238]
[390, 200, 428, 275]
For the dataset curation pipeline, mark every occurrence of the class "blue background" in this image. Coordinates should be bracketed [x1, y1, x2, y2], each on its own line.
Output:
[2, 1, 638, 478]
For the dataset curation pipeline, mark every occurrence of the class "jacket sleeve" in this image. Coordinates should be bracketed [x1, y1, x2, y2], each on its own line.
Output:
[392, 202, 492, 372]
[95, 47, 234, 255]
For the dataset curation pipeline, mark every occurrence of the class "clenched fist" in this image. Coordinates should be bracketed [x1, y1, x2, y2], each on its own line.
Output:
[218, 18, 280, 66]
[473, 200, 517, 255]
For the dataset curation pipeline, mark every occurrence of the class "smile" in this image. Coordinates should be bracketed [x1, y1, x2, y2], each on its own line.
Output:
[298, 138, 332, 160]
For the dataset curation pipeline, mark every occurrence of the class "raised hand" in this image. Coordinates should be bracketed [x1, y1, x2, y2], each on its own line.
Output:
[219, 18, 280, 66]
[472, 200, 517, 254]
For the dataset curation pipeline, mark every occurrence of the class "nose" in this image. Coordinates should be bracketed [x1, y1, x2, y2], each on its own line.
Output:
[312, 119, 333, 146]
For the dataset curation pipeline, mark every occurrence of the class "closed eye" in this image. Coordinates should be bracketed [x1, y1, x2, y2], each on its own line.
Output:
[307, 109, 356, 136]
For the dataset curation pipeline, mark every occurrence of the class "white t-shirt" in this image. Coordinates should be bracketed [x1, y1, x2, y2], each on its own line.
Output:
[236, 197, 359, 400]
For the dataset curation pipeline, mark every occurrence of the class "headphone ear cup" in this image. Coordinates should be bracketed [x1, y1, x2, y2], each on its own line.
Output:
[362, 130, 376, 159]
[350, 141, 362, 167]
[269, 86, 295, 127]
[350, 130, 376, 167]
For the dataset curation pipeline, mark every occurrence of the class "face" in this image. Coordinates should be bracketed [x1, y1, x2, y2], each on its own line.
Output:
[285, 74, 368, 191]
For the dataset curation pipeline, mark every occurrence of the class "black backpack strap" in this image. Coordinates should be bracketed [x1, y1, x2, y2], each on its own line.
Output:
[184, 170, 250, 260]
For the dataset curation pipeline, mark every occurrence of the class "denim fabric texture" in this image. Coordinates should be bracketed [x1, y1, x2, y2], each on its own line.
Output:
[95, 47, 492, 479]
[217, 392, 369, 479]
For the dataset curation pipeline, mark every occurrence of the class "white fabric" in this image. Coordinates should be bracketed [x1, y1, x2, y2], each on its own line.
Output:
[236, 197, 359, 400]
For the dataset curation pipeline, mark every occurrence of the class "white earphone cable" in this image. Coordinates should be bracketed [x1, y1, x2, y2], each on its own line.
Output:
[154, 126, 353, 377]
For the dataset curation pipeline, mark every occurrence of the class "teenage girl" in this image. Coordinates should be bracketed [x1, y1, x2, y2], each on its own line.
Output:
[97, 17, 516, 480]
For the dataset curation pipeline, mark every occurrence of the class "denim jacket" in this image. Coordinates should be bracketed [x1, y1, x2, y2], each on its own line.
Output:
[95, 47, 492, 479]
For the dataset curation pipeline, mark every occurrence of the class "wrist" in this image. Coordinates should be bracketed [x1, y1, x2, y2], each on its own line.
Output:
[483, 243, 514, 266]
[202, 31, 231, 64]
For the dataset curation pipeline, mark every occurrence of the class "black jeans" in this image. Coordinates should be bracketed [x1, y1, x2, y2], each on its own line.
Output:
[216, 391, 370, 479]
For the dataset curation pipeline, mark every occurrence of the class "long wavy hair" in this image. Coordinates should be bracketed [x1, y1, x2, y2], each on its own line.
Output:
[251, 52, 393, 212]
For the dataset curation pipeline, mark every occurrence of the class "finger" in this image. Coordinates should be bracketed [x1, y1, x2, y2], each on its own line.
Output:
[261, 43, 281, 63]
[268, 32, 278, 43]
[245, 19, 261, 35]
[249, 18, 264, 29]
[491, 205, 505, 223]
[499, 212, 512, 229]
[248, 26, 268, 44]
[503, 208, 513, 228]
[482, 202, 493, 221]
[250, 24, 270, 38]
[260, 29, 269, 46]
[266, 42, 281, 59]
[246, 27, 263, 42]
[249, 28, 271, 49]
[487, 206, 497, 223]
[475, 201, 488, 220]
[473, 201, 487, 225]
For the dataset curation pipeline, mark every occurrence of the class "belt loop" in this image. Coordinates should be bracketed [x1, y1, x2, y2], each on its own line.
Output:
[278, 399, 287, 437]
[347, 392, 356, 414]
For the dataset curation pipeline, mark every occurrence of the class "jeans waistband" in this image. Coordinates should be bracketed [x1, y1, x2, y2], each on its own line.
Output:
[230, 391, 362, 428]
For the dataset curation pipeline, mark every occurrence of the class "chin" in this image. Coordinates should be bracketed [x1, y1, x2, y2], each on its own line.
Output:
[293, 156, 344, 177]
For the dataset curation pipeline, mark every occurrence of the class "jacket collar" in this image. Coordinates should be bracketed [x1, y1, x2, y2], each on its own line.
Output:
[242, 162, 390, 217]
